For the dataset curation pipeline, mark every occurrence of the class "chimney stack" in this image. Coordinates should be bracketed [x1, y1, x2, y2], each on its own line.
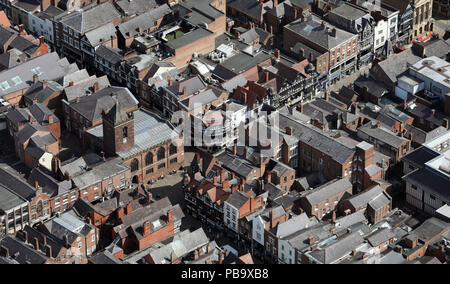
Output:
[143, 221, 151, 236]
[19, 24, 25, 35]
[34, 180, 39, 189]
[265, 170, 271, 184]
[244, 146, 248, 158]
[233, 143, 237, 155]
[331, 28, 337, 37]
[0, 246, 9, 258]
[69, 81, 74, 87]
[285, 126, 293, 135]
[167, 209, 173, 223]
[93, 82, 99, 93]
[442, 118, 449, 129]
[33, 237, 39, 251]
[325, 92, 329, 101]
[275, 49, 281, 59]
[126, 202, 132, 215]
[351, 103, 358, 114]
[183, 86, 188, 96]
[39, 36, 44, 45]
[63, 235, 69, 247]
[46, 244, 52, 258]
[33, 74, 39, 84]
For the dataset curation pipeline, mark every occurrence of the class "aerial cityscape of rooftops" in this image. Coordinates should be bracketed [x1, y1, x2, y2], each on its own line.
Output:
[0, 0, 448, 266]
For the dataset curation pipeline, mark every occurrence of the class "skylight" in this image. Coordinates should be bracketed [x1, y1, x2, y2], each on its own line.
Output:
[11, 76, 22, 85]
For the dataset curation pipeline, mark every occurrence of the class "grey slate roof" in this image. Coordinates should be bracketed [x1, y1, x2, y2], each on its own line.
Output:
[28, 167, 72, 197]
[63, 76, 111, 102]
[59, 2, 120, 34]
[373, 49, 421, 85]
[0, 184, 27, 212]
[165, 28, 214, 50]
[226, 190, 250, 209]
[68, 86, 137, 123]
[366, 228, 395, 247]
[117, 5, 171, 39]
[83, 22, 117, 48]
[302, 178, 352, 205]
[285, 15, 356, 51]
[271, 213, 317, 238]
[358, 122, 409, 148]
[346, 185, 390, 210]
[149, 228, 210, 264]
[308, 232, 365, 264]
[0, 52, 66, 98]
[115, 0, 159, 17]
[277, 112, 355, 164]
[0, 168, 35, 201]
[0, 236, 47, 264]
[227, 0, 274, 22]
[72, 158, 128, 190]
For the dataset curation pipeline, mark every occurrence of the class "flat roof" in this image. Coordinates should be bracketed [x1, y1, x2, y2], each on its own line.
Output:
[165, 28, 213, 50]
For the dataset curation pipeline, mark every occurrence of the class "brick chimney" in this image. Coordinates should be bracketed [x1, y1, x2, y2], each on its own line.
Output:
[351, 103, 358, 114]
[265, 170, 271, 184]
[275, 49, 281, 59]
[63, 235, 69, 247]
[219, 250, 223, 264]
[46, 244, 52, 258]
[331, 28, 337, 37]
[0, 246, 9, 257]
[324, 91, 329, 101]
[33, 237, 39, 251]
[39, 36, 44, 45]
[93, 82, 99, 93]
[331, 211, 336, 223]
[69, 81, 74, 87]
[285, 126, 293, 135]
[244, 146, 248, 159]
[167, 209, 173, 223]
[126, 202, 132, 215]
[19, 24, 25, 35]
[23, 231, 29, 244]
[34, 180, 39, 189]
[65, 171, 71, 181]
[33, 74, 39, 83]
[233, 143, 237, 155]
[442, 119, 449, 129]
[308, 236, 315, 245]
[143, 221, 151, 236]
[48, 114, 53, 124]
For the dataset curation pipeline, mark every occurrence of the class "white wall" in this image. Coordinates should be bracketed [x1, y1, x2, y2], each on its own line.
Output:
[252, 217, 265, 246]
[278, 239, 295, 264]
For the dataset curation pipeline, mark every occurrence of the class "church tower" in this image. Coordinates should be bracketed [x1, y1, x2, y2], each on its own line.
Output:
[102, 98, 135, 156]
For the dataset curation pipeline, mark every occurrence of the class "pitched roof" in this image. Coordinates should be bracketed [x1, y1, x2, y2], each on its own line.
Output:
[60, 2, 120, 34]
[302, 178, 352, 205]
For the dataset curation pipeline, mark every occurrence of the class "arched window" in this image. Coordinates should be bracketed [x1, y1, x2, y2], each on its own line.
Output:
[169, 144, 177, 156]
[157, 147, 165, 161]
[145, 152, 153, 166]
[130, 158, 139, 172]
